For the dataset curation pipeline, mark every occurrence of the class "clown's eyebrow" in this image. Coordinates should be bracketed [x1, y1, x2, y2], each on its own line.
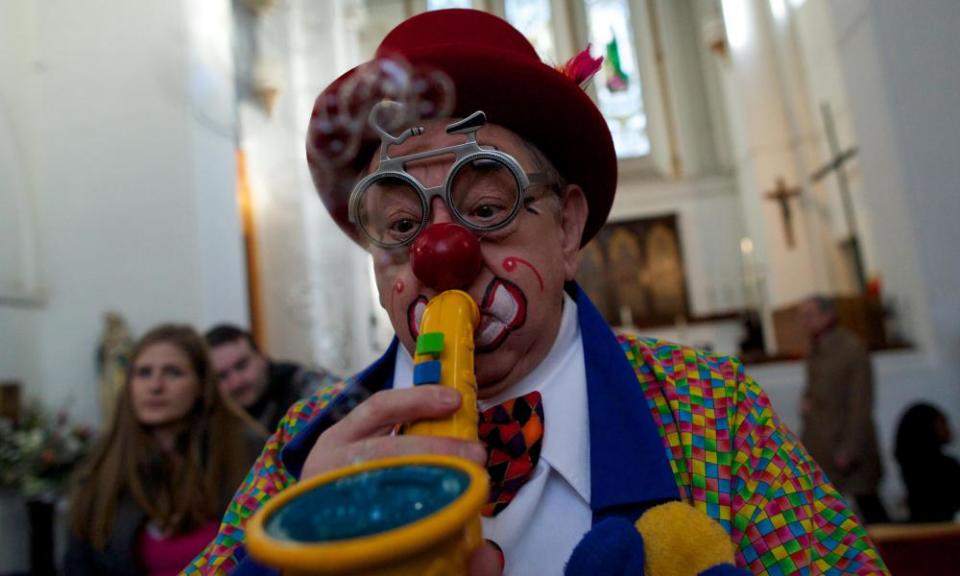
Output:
[524, 195, 544, 215]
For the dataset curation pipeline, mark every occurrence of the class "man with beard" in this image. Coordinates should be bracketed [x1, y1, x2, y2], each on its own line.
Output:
[205, 324, 339, 435]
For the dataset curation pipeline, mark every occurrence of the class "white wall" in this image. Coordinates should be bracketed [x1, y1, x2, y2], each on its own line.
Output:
[841, 0, 960, 359]
[657, 0, 727, 177]
[0, 1, 247, 569]
[717, 0, 824, 340]
[0, 2, 42, 420]
[757, 0, 960, 514]
[788, 0, 874, 294]
[232, 0, 394, 376]
[828, 0, 960, 410]
[704, 0, 960, 516]
[187, 0, 251, 330]
[0, 0, 247, 428]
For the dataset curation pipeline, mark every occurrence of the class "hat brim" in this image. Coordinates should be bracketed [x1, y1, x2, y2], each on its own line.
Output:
[308, 44, 617, 248]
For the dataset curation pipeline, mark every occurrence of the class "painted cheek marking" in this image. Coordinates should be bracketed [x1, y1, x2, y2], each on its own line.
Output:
[390, 279, 405, 311]
[502, 257, 544, 293]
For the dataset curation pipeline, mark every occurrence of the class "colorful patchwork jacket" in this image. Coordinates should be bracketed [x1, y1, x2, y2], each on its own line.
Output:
[185, 285, 888, 575]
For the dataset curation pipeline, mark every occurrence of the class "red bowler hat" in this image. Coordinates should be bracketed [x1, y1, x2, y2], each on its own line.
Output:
[306, 8, 617, 247]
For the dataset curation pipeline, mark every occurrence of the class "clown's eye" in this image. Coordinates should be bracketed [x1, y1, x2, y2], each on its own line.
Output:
[469, 203, 507, 221]
[389, 218, 418, 234]
[357, 176, 424, 245]
[385, 216, 420, 243]
[450, 158, 520, 229]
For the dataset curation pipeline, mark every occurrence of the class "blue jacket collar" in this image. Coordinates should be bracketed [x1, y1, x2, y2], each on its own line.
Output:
[570, 282, 680, 521]
[281, 284, 679, 517]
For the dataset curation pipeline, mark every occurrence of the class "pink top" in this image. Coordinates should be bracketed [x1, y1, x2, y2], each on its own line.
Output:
[136, 519, 220, 576]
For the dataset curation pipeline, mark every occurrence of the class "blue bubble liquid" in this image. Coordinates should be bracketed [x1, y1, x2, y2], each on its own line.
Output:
[265, 465, 469, 542]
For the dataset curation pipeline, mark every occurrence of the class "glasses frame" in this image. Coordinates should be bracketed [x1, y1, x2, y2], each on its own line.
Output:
[348, 108, 550, 248]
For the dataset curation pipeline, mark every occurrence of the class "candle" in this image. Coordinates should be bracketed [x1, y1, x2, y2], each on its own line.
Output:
[739, 237, 755, 309]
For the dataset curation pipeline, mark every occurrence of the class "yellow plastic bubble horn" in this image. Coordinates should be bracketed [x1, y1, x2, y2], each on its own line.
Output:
[246, 290, 488, 575]
[407, 290, 480, 440]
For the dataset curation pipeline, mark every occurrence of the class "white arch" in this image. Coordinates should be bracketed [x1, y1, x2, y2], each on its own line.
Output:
[0, 95, 42, 303]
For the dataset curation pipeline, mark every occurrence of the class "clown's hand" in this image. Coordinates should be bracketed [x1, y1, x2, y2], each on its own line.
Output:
[301, 386, 488, 480]
[565, 502, 750, 576]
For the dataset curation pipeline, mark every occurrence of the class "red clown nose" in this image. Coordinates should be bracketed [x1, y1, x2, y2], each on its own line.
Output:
[410, 223, 483, 291]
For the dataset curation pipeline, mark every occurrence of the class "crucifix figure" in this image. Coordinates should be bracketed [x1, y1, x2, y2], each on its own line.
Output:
[765, 177, 802, 249]
[811, 102, 867, 292]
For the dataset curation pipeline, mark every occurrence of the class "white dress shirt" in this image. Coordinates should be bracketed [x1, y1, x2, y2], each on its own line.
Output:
[395, 294, 592, 575]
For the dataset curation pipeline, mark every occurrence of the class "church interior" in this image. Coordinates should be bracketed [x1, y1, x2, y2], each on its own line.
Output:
[1, 0, 958, 573]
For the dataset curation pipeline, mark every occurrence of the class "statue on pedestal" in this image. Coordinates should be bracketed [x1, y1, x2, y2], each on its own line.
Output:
[96, 312, 133, 426]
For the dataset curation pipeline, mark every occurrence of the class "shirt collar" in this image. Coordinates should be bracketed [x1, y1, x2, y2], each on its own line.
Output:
[394, 295, 591, 502]
[571, 282, 681, 519]
[478, 293, 591, 503]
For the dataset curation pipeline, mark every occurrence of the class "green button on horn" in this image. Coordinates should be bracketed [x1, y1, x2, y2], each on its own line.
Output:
[416, 332, 444, 356]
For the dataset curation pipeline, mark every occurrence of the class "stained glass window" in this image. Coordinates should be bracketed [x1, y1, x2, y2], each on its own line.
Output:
[584, 0, 650, 158]
[504, 0, 557, 64]
[426, 0, 474, 10]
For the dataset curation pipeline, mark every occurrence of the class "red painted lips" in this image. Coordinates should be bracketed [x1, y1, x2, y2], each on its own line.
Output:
[407, 278, 527, 352]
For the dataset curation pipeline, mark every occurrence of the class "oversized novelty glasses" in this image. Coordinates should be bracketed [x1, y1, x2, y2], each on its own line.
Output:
[348, 107, 552, 248]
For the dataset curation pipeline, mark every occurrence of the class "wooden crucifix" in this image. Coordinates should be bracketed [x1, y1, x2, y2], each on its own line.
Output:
[810, 102, 867, 292]
[765, 178, 802, 249]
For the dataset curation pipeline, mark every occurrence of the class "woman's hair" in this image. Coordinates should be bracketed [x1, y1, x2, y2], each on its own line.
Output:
[895, 402, 948, 464]
[70, 324, 258, 549]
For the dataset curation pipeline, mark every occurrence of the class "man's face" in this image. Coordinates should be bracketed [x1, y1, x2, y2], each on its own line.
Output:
[366, 121, 588, 399]
[210, 338, 269, 408]
[799, 301, 832, 337]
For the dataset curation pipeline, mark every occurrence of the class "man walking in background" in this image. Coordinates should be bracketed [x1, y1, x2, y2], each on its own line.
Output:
[800, 296, 889, 523]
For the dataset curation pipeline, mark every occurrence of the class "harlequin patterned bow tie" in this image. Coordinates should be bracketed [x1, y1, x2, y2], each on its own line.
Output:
[478, 391, 544, 517]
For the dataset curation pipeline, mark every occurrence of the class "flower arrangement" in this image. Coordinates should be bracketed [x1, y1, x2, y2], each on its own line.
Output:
[0, 404, 94, 500]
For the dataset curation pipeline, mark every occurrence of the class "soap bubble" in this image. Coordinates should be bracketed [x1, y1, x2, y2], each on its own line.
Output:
[368, 99, 414, 137]
[306, 56, 456, 196]
[307, 91, 361, 167]
[409, 69, 455, 121]
[340, 57, 413, 132]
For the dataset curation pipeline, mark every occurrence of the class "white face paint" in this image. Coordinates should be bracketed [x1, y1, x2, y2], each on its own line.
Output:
[368, 120, 586, 399]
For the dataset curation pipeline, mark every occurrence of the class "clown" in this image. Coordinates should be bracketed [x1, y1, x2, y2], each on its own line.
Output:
[188, 9, 888, 576]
